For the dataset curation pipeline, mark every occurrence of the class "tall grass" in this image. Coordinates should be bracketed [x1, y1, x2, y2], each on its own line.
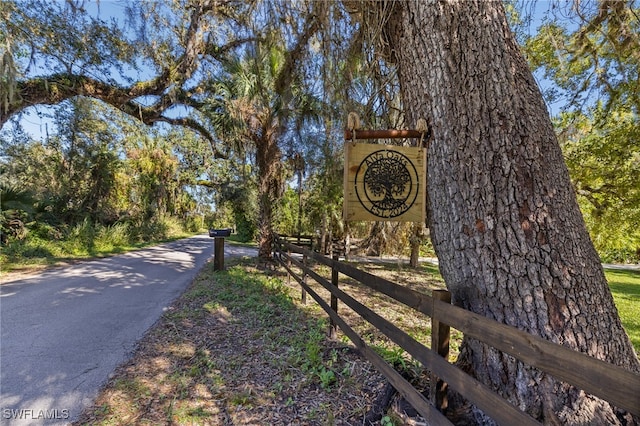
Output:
[1, 217, 198, 272]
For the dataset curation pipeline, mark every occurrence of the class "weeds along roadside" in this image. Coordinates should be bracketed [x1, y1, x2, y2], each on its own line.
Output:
[77, 257, 398, 424]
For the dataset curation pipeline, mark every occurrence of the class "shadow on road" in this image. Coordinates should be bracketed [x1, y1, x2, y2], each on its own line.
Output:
[0, 235, 231, 425]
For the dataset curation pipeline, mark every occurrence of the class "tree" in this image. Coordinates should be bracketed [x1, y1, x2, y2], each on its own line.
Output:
[371, 0, 640, 423]
[50, 97, 122, 224]
[205, 7, 324, 258]
[520, 1, 640, 262]
[521, 0, 640, 116]
[1, 0, 255, 157]
[2, 0, 326, 259]
[559, 106, 640, 262]
[126, 134, 179, 220]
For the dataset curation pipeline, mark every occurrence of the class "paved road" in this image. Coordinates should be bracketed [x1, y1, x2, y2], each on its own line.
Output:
[0, 235, 256, 425]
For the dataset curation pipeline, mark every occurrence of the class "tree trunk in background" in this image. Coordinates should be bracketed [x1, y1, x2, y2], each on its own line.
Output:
[364, 221, 385, 256]
[409, 223, 423, 268]
[385, 1, 639, 423]
[256, 133, 282, 260]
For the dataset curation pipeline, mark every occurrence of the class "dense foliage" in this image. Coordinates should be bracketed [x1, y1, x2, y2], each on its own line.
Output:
[1, 0, 639, 264]
[0, 99, 207, 265]
[520, 0, 640, 262]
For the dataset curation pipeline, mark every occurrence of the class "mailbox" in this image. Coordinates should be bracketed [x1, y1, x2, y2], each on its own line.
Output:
[209, 228, 232, 238]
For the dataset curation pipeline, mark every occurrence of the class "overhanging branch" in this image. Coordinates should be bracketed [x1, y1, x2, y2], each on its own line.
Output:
[150, 115, 227, 159]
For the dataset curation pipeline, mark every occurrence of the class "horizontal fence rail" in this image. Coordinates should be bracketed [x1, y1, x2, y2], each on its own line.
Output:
[274, 235, 640, 425]
[277, 243, 452, 424]
[276, 234, 313, 247]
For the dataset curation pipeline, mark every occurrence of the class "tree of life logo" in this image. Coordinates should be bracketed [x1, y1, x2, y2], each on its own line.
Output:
[354, 149, 419, 218]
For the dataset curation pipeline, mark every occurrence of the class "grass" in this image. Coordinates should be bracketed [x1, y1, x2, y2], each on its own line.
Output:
[75, 258, 385, 425]
[70, 251, 639, 425]
[1, 222, 256, 275]
[604, 268, 640, 353]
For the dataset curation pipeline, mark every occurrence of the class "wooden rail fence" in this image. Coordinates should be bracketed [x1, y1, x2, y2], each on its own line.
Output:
[273, 235, 640, 425]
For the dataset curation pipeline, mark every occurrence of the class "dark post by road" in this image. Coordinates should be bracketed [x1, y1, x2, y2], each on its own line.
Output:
[214, 238, 225, 271]
[209, 229, 232, 271]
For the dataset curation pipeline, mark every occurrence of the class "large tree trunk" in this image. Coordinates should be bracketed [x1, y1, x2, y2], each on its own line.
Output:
[384, 1, 639, 424]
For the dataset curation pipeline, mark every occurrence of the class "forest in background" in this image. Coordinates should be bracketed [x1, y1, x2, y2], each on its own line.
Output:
[1, 0, 639, 266]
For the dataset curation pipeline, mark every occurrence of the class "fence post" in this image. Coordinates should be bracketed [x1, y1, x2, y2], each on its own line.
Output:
[430, 289, 451, 412]
[287, 245, 291, 285]
[273, 235, 276, 259]
[329, 252, 339, 338]
[274, 235, 280, 260]
[301, 252, 307, 304]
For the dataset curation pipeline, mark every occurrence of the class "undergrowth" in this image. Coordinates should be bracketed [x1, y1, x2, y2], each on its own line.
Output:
[1, 217, 195, 272]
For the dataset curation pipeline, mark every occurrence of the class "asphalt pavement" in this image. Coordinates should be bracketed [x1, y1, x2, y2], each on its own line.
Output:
[0, 235, 256, 425]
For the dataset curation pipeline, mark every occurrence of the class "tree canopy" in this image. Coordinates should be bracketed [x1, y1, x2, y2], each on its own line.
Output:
[1, 2, 639, 421]
[2, 2, 638, 255]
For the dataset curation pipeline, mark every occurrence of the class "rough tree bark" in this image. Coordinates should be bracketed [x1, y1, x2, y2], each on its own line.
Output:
[255, 130, 283, 260]
[383, 1, 639, 424]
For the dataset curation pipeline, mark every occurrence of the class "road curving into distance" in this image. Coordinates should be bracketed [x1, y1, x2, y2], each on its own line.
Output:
[0, 235, 256, 425]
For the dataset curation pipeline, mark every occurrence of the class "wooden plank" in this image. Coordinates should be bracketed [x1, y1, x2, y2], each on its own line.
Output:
[344, 143, 426, 222]
[330, 252, 339, 339]
[276, 235, 313, 248]
[433, 300, 640, 416]
[277, 243, 640, 417]
[280, 239, 304, 255]
[357, 342, 453, 426]
[301, 247, 435, 317]
[344, 129, 424, 140]
[292, 256, 540, 426]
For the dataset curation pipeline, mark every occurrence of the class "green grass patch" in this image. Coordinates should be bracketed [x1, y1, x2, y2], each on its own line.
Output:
[605, 268, 640, 353]
[76, 259, 373, 425]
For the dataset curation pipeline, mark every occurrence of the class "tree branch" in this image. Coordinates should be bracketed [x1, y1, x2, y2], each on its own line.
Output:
[0, 2, 259, 161]
[274, 4, 324, 97]
[149, 116, 227, 159]
[3, 73, 227, 158]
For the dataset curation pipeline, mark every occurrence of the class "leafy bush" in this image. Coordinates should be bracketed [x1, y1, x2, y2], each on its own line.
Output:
[234, 213, 256, 243]
[1, 235, 60, 265]
[29, 222, 63, 240]
[182, 216, 202, 233]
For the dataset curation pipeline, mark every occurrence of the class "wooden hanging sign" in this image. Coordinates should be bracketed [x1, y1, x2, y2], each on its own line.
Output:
[344, 142, 426, 222]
